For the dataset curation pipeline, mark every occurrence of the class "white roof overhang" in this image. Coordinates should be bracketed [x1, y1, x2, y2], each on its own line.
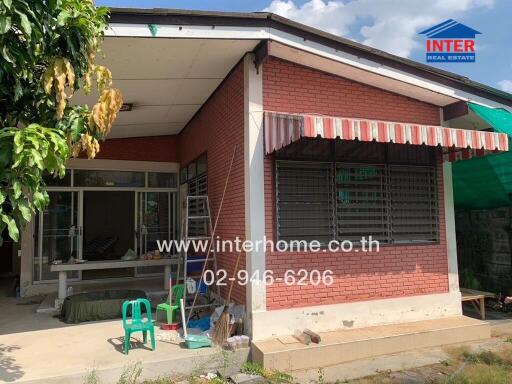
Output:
[71, 14, 512, 139]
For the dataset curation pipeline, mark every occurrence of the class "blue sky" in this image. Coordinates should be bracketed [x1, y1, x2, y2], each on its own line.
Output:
[97, 0, 512, 93]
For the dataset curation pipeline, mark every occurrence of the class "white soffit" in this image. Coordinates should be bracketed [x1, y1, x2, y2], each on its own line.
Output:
[72, 37, 260, 138]
[106, 23, 512, 111]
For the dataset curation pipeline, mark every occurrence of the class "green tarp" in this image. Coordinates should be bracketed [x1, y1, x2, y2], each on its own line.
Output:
[453, 103, 512, 209]
[60, 289, 147, 323]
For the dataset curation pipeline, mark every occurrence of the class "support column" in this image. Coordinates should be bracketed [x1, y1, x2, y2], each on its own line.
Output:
[57, 271, 67, 309]
[443, 161, 460, 293]
[440, 107, 460, 294]
[243, 53, 266, 336]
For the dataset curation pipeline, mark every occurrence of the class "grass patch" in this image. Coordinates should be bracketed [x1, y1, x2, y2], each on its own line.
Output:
[117, 364, 143, 384]
[240, 362, 293, 384]
[141, 377, 176, 384]
[441, 366, 511, 384]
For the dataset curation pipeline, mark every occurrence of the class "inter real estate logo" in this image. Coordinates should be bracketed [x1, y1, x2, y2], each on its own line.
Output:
[419, 19, 481, 63]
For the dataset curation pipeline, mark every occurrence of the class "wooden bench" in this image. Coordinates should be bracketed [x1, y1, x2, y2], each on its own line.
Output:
[461, 288, 496, 320]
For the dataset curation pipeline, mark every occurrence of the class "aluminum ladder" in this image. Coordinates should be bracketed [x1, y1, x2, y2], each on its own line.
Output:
[181, 195, 220, 316]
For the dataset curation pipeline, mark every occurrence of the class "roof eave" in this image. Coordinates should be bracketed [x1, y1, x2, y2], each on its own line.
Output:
[107, 7, 512, 108]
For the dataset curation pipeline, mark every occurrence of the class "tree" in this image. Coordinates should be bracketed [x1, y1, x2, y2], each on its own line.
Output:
[0, 0, 122, 245]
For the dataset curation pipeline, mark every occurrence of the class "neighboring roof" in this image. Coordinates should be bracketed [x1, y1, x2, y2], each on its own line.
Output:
[108, 7, 512, 107]
[419, 19, 482, 39]
[468, 103, 512, 137]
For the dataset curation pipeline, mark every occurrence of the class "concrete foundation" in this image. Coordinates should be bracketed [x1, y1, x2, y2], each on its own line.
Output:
[252, 316, 490, 372]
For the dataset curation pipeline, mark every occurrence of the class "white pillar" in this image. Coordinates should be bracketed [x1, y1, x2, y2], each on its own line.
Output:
[443, 162, 460, 293]
[243, 53, 266, 336]
[440, 107, 460, 294]
[57, 271, 67, 307]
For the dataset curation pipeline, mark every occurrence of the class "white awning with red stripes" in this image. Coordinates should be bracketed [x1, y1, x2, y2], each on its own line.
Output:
[264, 112, 509, 162]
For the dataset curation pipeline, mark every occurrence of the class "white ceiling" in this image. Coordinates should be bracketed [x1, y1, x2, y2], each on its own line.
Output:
[71, 36, 484, 139]
[72, 37, 260, 138]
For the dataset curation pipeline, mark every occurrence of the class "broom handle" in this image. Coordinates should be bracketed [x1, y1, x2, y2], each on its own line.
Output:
[227, 252, 242, 303]
[186, 145, 237, 325]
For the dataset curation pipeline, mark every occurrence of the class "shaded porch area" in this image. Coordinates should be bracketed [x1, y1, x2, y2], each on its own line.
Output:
[0, 285, 248, 383]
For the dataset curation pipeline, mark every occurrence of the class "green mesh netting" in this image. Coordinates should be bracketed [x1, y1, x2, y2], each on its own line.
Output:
[453, 103, 512, 209]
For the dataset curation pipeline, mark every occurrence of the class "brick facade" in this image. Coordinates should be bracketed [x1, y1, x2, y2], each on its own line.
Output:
[178, 63, 246, 305]
[94, 135, 179, 162]
[93, 56, 450, 311]
[263, 57, 449, 310]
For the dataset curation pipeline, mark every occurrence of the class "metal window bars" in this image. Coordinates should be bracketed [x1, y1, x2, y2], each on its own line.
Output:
[275, 160, 439, 245]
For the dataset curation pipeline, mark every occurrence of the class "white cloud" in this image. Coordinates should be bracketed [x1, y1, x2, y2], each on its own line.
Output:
[498, 80, 512, 93]
[263, 0, 494, 58]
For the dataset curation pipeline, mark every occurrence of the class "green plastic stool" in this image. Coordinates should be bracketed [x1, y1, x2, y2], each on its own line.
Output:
[122, 298, 155, 354]
[156, 284, 184, 324]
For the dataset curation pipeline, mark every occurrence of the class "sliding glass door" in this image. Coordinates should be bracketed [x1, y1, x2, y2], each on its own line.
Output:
[34, 191, 81, 282]
[33, 169, 178, 283]
[136, 191, 176, 276]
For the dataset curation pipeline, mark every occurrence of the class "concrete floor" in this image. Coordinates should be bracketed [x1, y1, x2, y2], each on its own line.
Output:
[0, 279, 247, 384]
[3, 279, 512, 384]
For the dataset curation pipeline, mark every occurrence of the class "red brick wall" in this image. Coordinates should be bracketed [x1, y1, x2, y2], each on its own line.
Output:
[94, 135, 179, 162]
[263, 57, 448, 310]
[263, 57, 440, 125]
[179, 63, 246, 304]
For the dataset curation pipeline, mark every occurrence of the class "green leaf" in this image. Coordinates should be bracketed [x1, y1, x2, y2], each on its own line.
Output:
[0, 16, 11, 34]
[18, 201, 32, 222]
[12, 181, 21, 199]
[1, 44, 14, 63]
[14, 81, 22, 101]
[0, 190, 5, 205]
[57, 10, 70, 26]
[33, 191, 46, 210]
[13, 131, 23, 153]
[2, 0, 12, 9]
[1, 214, 19, 242]
[15, 11, 31, 36]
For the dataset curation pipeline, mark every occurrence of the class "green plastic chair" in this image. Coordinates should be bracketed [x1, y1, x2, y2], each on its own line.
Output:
[122, 298, 155, 354]
[156, 284, 184, 324]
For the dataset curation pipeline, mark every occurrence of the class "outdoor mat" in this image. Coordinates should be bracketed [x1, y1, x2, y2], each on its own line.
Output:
[60, 289, 147, 323]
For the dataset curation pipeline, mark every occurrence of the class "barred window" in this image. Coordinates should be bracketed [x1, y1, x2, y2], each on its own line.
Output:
[275, 161, 334, 243]
[275, 160, 438, 244]
[335, 164, 390, 243]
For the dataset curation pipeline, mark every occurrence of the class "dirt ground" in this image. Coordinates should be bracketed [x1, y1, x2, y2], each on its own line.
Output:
[347, 337, 512, 384]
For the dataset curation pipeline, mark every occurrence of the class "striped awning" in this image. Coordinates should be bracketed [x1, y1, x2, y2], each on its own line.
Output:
[264, 112, 509, 162]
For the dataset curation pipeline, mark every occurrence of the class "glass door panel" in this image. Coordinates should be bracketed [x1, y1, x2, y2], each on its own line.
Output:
[137, 192, 175, 275]
[34, 191, 80, 281]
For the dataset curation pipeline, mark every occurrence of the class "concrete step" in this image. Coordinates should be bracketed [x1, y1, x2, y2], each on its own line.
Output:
[251, 316, 490, 371]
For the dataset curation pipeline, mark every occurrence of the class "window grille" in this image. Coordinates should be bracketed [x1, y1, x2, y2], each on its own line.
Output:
[389, 165, 438, 243]
[335, 164, 390, 243]
[276, 161, 334, 243]
[275, 160, 438, 244]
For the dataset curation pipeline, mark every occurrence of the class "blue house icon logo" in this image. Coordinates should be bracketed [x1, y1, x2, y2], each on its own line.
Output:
[419, 19, 481, 63]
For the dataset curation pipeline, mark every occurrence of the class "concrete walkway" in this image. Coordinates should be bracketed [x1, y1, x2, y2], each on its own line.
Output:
[294, 330, 512, 383]
[0, 295, 247, 383]
[293, 319, 512, 383]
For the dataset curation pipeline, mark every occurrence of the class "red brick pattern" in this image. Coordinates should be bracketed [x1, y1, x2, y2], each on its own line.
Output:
[93, 135, 179, 162]
[179, 63, 247, 305]
[263, 57, 449, 310]
[263, 57, 440, 125]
